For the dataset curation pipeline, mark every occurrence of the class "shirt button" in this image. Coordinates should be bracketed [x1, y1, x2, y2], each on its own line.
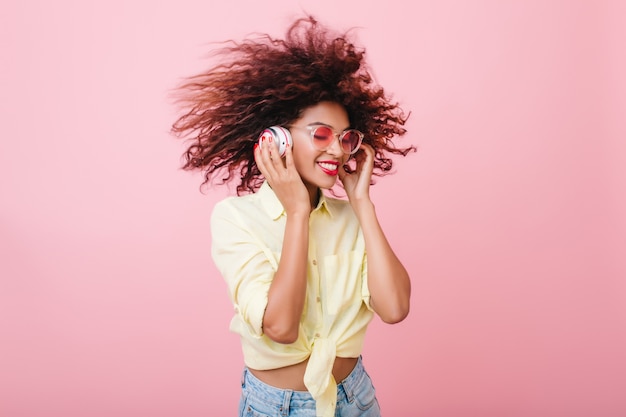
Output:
[315, 333, 320, 338]
[316, 296, 321, 303]
[312, 259, 317, 265]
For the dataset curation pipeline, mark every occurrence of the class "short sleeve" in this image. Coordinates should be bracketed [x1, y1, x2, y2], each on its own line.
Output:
[210, 199, 277, 337]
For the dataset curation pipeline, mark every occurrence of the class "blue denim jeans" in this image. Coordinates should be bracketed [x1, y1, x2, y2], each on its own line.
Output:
[239, 356, 381, 417]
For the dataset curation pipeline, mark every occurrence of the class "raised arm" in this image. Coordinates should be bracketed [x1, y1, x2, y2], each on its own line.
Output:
[339, 144, 411, 323]
[255, 139, 312, 343]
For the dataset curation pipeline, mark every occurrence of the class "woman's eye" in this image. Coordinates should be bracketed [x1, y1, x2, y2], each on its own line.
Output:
[313, 127, 333, 141]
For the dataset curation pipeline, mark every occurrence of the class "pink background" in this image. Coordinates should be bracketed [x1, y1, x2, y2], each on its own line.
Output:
[1, 1, 625, 416]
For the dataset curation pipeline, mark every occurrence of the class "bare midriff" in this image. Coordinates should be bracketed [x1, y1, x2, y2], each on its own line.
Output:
[248, 357, 358, 391]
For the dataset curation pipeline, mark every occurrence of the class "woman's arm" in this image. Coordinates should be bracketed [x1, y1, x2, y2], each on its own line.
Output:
[354, 200, 411, 323]
[255, 140, 312, 343]
[262, 210, 309, 343]
[339, 145, 411, 323]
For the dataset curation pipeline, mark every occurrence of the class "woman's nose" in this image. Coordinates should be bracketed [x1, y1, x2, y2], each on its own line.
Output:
[326, 134, 344, 156]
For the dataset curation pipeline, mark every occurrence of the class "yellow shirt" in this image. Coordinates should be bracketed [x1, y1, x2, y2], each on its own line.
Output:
[210, 181, 374, 417]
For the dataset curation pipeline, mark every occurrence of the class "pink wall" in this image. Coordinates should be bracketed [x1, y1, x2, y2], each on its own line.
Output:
[1, 1, 625, 416]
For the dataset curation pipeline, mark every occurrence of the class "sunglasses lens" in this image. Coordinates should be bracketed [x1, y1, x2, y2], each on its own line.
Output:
[341, 130, 363, 154]
[312, 126, 335, 148]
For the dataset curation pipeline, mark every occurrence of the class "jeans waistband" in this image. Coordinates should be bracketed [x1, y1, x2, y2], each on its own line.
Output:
[241, 356, 367, 408]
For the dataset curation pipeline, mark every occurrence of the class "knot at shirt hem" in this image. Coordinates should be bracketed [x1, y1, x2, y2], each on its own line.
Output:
[303, 337, 337, 417]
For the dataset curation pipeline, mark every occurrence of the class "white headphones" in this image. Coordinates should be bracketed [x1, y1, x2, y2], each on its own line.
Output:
[257, 126, 293, 157]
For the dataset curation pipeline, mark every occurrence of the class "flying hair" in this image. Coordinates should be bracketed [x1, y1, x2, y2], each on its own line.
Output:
[171, 15, 415, 195]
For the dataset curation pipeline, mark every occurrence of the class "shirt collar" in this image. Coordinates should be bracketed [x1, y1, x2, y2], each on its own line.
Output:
[258, 181, 333, 220]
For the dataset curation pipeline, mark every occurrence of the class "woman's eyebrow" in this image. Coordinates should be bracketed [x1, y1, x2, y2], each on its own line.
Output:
[306, 121, 351, 130]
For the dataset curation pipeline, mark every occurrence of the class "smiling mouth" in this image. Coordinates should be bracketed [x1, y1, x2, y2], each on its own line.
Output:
[317, 161, 339, 175]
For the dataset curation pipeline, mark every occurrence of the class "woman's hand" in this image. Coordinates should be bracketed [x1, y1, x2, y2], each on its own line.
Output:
[338, 143, 375, 205]
[254, 136, 310, 214]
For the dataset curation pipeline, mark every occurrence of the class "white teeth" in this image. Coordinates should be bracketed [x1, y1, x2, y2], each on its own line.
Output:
[318, 162, 338, 170]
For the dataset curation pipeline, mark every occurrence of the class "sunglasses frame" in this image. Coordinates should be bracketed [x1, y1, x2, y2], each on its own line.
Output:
[291, 125, 364, 155]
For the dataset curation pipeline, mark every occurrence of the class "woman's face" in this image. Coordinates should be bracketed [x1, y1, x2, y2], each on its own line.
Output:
[289, 101, 350, 198]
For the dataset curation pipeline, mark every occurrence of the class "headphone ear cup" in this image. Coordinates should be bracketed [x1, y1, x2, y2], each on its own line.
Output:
[258, 126, 292, 157]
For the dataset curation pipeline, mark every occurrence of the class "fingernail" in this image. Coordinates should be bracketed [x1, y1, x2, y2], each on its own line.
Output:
[253, 143, 259, 151]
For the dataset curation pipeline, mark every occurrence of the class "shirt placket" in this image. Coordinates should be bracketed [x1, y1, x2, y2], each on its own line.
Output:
[308, 220, 324, 341]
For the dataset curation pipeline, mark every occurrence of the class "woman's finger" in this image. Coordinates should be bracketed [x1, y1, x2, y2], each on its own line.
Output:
[267, 137, 285, 171]
[356, 144, 374, 174]
[283, 142, 296, 172]
[255, 140, 277, 180]
[254, 144, 267, 175]
[258, 136, 283, 175]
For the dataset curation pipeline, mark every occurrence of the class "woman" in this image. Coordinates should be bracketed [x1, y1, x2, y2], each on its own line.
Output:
[172, 16, 414, 417]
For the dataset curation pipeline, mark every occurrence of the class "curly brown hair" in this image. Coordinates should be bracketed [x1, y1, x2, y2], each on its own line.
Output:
[171, 15, 415, 194]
